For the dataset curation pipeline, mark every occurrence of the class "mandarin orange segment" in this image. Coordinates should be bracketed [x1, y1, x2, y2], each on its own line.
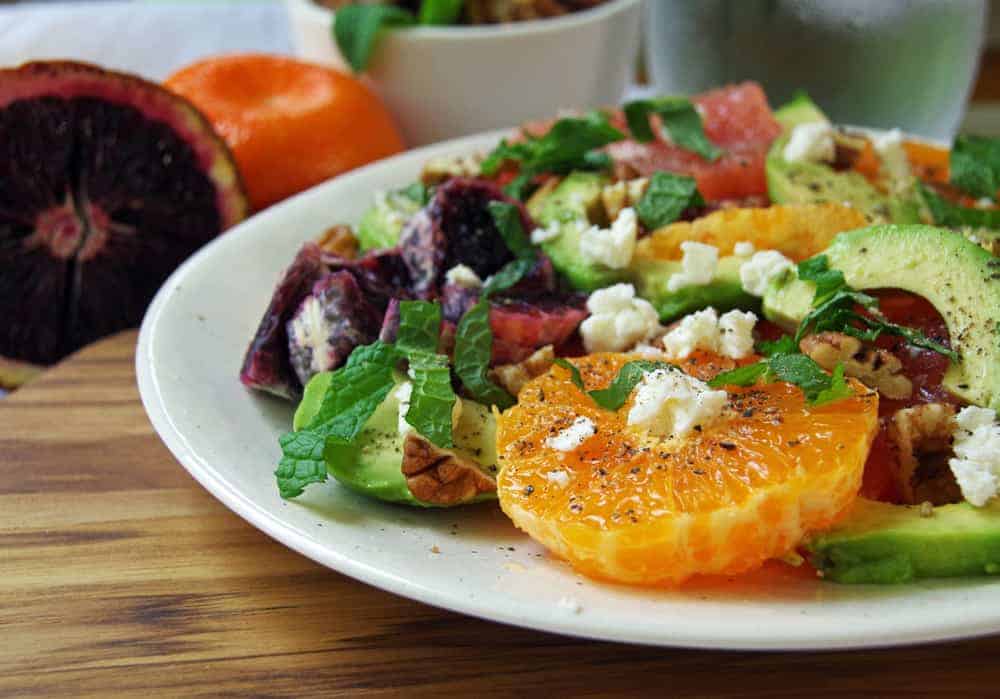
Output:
[496, 353, 879, 585]
[637, 203, 866, 262]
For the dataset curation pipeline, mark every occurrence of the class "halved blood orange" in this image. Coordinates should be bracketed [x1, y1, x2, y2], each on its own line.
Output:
[497, 352, 879, 585]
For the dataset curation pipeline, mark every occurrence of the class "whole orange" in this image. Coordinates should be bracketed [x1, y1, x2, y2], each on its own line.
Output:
[166, 54, 405, 211]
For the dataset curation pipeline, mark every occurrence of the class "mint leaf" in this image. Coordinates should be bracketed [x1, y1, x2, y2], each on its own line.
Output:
[398, 182, 429, 205]
[635, 172, 704, 229]
[488, 201, 534, 260]
[812, 363, 852, 406]
[553, 358, 585, 390]
[418, 0, 463, 25]
[757, 335, 797, 356]
[406, 350, 456, 448]
[589, 361, 675, 410]
[794, 289, 877, 344]
[480, 112, 624, 197]
[708, 361, 769, 389]
[796, 255, 846, 303]
[275, 430, 329, 498]
[768, 353, 838, 401]
[950, 135, 1000, 200]
[623, 97, 722, 161]
[333, 4, 416, 73]
[482, 258, 535, 297]
[919, 181, 1000, 230]
[396, 300, 441, 354]
[453, 299, 515, 409]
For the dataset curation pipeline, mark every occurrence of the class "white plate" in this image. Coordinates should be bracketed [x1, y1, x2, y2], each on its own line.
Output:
[137, 130, 1000, 650]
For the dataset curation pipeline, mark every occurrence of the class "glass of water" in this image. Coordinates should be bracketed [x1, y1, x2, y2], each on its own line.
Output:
[644, 0, 988, 140]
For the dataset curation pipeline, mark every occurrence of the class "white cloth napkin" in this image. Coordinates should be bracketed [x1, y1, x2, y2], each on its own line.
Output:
[0, 1, 293, 80]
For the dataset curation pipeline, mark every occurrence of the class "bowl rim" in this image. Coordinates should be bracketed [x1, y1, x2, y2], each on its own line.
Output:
[287, 0, 644, 40]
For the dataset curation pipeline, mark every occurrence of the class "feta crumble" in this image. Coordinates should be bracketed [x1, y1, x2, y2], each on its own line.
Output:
[530, 220, 564, 244]
[667, 241, 719, 292]
[733, 240, 756, 258]
[872, 128, 910, 189]
[782, 122, 835, 163]
[444, 264, 483, 289]
[717, 309, 758, 359]
[627, 368, 728, 439]
[949, 406, 1000, 507]
[546, 470, 570, 488]
[545, 416, 597, 452]
[740, 250, 795, 297]
[373, 190, 410, 229]
[580, 284, 662, 353]
[660, 308, 758, 360]
[580, 207, 638, 270]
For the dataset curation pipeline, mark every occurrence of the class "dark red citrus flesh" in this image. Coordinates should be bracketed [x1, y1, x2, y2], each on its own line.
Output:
[0, 61, 248, 365]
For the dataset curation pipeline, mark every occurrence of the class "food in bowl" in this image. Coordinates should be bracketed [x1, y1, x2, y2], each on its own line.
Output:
[315, 0, 608, 24]
[240, 81, 1000, 586]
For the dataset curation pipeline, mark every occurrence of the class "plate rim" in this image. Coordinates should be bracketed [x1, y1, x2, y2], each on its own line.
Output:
[136, 127, 1000, 651]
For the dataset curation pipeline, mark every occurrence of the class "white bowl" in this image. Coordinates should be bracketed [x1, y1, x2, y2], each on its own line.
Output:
[286, 0, 642, 146]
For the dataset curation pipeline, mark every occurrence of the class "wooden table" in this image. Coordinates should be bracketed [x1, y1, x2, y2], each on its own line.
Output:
[2, 331, 1000, 697]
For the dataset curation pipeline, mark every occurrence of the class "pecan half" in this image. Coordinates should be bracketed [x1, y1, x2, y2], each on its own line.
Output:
[799, 331, 912, 400]
[887, 403, 962, 505]
[600, 177, 648, 223]
[316, 224, 358, 260]
[420, 153, 483, 186]
[402, 434, 496, 505]
[489, 345, 555, 397]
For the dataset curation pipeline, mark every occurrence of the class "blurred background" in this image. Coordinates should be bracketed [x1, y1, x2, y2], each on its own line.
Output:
[0, 0, 996, 139]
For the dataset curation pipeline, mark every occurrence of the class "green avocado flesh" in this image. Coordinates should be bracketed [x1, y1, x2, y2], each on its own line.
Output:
[294, 372, 497, 506]
[808, 498, 1000, 584]
[767, 95, 921, 224]
[632, 256, 754, 322]
[764, 224, 1000, 410]
[526, 171, 627, 292]
[356, 190, 422, 251]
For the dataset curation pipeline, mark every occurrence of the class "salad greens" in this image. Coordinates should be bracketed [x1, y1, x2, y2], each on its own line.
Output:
[333, 4, 418, 73]
[950, 135, 1000, 201]
[635, 172, 704, 229]
[623, 97, 721, 161]
[554, 358, 678, 411]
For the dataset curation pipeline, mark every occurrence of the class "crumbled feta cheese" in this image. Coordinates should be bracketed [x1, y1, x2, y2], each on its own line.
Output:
[557, 596, 583, 614]
[949, 406, 1000, 507]
[975, 197, 997, 209]
[395, 380, 414, 435]
[546, 470, 570, 488]
[667, 241, 718, 292]
[580, 207, 638, 270]
[627, 368, 728, 439]
[289, 296, 333, 373]
[734, 241, 756, 258]
[530, 220, 563, 244]
[660, 308, 758, 360]
[740, 250, 795, 297]
[633, 343, 669, 359]
[373, 190, 409, 229]
[545, 416, 596, 452]
[872, 128, 909, 187]
[718, 309, 758, 359]
[782, 122, 835, 163]
[444, 264, 483, 289]
[661, 308, 720, 358]
[580, 284, 662, 352]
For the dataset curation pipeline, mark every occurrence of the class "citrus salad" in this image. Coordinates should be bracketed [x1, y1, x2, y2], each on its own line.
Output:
[241, 83, 1000, 586]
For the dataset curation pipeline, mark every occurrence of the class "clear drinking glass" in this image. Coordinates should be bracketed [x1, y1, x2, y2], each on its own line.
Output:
[644, 0, 988, 140]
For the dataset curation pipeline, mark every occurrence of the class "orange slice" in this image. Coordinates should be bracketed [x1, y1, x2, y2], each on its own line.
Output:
[497, 353, 879, 585]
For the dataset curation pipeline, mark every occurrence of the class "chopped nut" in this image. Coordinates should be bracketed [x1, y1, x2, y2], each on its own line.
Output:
[402, 434, 496, 505]
[315, 224, 358, 260]
[420, 153, 483, 185]
[918, 501, 935, 518]
[600, 177, 648, 223]
[489, 345, 555, 397]
[887, 403, 962, 505]
[799, 331, 912, 399]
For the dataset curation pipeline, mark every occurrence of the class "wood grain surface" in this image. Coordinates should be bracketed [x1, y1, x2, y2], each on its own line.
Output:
[3, 330, 1000, 697]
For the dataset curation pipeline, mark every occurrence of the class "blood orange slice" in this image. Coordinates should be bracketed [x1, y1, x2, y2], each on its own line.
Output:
[497, 352, 879, 585]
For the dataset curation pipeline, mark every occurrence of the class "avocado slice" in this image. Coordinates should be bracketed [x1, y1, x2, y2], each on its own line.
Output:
[526, 171, 629, 292]
[294, 372, 498, 506]
[632, 255, 753, 322]
[356, 189, 423, 251]
[763, 224, 1000, 410]
[807, 498, 1000, 584]
[766, 95, 921, 224]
